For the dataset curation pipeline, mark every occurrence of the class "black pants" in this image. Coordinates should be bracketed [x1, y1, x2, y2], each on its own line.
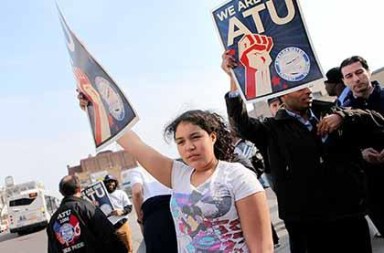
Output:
[142, 195, 177, 253]
[284, 216, 372, 253]
[366, 168, 384, 236]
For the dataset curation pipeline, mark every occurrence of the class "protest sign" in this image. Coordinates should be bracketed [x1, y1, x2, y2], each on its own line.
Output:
[212, 0, 323, 102]
[82, 181, 114, 216]
[58, 7, 139, 151]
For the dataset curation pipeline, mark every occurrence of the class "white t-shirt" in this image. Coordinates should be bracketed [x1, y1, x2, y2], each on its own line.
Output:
[128, 167, 172, 202]
[170, 160, 263, 253]
[108, 189, 132, 225]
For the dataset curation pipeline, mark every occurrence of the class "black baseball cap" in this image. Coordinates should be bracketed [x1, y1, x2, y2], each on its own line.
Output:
[325, 67, 343, 83]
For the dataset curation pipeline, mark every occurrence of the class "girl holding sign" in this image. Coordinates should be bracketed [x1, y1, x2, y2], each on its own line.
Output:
[79, 94, 273, 253]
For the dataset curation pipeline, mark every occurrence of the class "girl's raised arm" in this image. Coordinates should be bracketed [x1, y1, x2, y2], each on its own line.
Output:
[118, 130, 173, 188]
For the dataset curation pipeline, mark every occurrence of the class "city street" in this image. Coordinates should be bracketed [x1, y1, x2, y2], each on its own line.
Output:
[1, 190, 383, 253]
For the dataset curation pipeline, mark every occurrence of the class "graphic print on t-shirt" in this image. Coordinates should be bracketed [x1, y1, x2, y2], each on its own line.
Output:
[53, 209, 85, 252]
[171, 182, 245, 252]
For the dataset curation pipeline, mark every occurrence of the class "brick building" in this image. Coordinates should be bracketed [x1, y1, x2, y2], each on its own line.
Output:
[67, 150, 137, 187]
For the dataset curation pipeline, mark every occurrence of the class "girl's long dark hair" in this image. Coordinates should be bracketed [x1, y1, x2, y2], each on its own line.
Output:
[164, 110, 235, 161]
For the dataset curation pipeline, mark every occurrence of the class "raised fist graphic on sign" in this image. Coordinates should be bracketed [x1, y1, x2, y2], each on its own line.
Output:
[238, 34, 274, 99]
[74, 68, 111, 144]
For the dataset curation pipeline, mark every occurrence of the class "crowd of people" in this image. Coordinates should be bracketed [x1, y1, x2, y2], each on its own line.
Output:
[46, 53, 384, 253]
[223, 52, 384, 253]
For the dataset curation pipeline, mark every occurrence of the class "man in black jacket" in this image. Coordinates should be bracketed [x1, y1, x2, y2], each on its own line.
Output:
[221, 51, 384, 253]
[47, 175, 126, 253]
[341, 55, 384, 237]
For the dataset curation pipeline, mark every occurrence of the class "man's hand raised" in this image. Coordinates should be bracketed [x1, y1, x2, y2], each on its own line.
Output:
[221, 50, 238, 77]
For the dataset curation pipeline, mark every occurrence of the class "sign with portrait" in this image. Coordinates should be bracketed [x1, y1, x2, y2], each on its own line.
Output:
[58, 7, 139, 151]
[212, 0, 323, 102]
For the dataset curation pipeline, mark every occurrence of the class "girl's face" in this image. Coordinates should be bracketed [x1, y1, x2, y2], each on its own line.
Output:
[174, 121, 217, 170]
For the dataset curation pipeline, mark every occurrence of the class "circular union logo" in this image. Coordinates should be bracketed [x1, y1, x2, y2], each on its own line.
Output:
[95, 76, 125, 121]
[60, 223, 75, 243]
[274, 47, 310, 82]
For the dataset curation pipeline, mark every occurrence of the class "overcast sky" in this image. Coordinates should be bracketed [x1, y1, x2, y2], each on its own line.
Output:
[0, 0, 382, 192]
